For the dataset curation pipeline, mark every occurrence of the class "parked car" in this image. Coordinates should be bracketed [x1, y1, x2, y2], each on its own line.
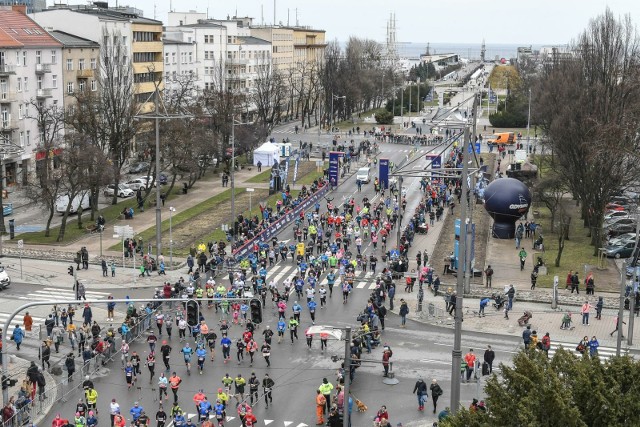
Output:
[104, 184, 134, 198]
[626, 260, 640, 278]
[128, 161, 150, 174]
[159, 173, 168, 185]
[604, 217, 636, 229]
[56, 192, 91, 214]
[607, 232, 636, 247]
[606, 203, 627, 212]
[2, 203, 12, 217]
[607, 223, 637, 238]
[137, 176, 157, 188]
[603, 241, 637, 258]
[0, 264, 10, 289]
[604, 210, 630, 222]
[125, 178, 150, 191]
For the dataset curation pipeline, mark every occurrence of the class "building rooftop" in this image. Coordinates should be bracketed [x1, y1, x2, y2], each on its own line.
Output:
[163, 38, 192, 45]
[49, 30, 99, 48]
[0, 8, 62, 48]
[181, 20, 226, 29]
[37, 6, 162, 25]
[238, 36, 270, 45]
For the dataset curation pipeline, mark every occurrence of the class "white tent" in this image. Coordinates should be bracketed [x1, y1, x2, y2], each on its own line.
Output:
[253, 141, 280, 167]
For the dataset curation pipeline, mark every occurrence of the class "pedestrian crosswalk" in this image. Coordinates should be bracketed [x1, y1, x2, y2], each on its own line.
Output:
[262, 262, 379, 291]
[183, 413, 308, 427]
[16, 286, 111, 302]
[0, 287, 111, 335]
[548, 340, 620, 362]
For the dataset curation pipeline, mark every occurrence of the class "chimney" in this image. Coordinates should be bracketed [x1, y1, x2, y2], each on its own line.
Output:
[12, 5, 27, 15]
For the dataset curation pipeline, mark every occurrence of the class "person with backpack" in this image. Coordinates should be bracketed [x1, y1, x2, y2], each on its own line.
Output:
[412, 377, 428, 410]
[399, 299, 409, 327]
[484, 265, 494, 288]
[429, 379, 443, 414]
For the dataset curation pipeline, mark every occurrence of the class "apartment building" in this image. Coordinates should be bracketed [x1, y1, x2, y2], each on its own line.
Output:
[162, 34, 198, 91]
[0, 0, 45, 14]
[0, 5, 64, 186]
[166, 13, 271, 95]
[32, 4, 164, 107]
[291, 27, 326, 64]
[250, 26, 294, 71]
[49, 31, 100, 108]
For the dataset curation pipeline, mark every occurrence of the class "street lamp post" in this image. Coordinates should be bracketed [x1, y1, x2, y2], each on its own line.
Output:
[154, 91, 162, 260]
[526, 87, 532, 152]
[168, 206, 175, 269]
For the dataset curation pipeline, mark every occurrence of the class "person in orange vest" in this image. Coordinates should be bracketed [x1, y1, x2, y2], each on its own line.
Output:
[51, 414, 68, 427]
[315, 389, 327, 425]
[23, 312, 33, 332]
[113, 413, 126, 427]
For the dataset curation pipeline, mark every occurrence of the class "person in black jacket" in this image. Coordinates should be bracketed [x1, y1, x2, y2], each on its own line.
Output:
[484, 345, 495, 374]
[413, 378, 428, 410]
[65, 353, 76, 381]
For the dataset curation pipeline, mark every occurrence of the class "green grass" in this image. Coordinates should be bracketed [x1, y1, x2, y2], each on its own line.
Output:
[334, 107, 387, 129]
[20, 185, 184, 244]
[295, 162, 327, 186]
[531, 204, 617, 292]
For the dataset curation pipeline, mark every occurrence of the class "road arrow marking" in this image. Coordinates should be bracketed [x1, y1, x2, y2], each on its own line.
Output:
[264, 421, 274, 426]
[226, 416, 236, 422]
[187, 414, 196, 419]
[284, 422, 293, 427]
[295, 424, 309, 427]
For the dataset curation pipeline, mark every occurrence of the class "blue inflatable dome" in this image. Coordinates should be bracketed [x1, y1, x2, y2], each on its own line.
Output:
[483, 178, 532, 239]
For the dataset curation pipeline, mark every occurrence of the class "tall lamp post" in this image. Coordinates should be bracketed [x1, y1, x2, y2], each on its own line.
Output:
[526, 87, 532, 152]
[168, 206, 175, 269]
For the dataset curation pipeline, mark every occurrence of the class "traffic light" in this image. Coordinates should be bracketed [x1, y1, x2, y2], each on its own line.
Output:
[68, 266, 74, 276]
[250, 299, 262, 324]
[186, 300, 199, 327]
[1, 375, 17, 390]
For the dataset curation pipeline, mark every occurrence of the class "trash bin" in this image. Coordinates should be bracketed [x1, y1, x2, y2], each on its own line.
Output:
[8, 219, 15, 239]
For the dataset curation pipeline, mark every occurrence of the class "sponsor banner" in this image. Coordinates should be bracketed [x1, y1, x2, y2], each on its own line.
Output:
[329, 151, 342, 187]
[379, 158, 389, 189]
[233, 185, 330, 258]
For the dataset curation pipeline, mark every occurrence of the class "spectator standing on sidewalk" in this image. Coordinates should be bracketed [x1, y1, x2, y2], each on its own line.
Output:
[581, 301, 593, 325]
[483, 346, 495, 374]
[518, 248, 527, 271]
[429, 379, 443, 414]
[506, 285, 516, 310]
[484, 265, 493, 288]
[463, 349, 476, 382]
[571, 271, 580, 294]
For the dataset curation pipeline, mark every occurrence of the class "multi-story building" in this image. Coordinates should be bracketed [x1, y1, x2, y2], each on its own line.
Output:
[162, 34, 198, 92]
[291, 27, 326, 64]
[0, 0, 45, 14]
[48, 31, 100, 109]
[250, 26, 294, 71]
[0, 5, 63, 186]
[165, 13, 271, 96]
[32, 4, 164, 107]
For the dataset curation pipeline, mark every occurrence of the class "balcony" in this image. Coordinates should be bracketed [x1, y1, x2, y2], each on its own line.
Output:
[227, 58, 250, 66]
[0, 118, 18, 132]
[0, 91, 16, 103]
[35, 63, 52, 74]
[226, 72, 252, 81]
[77, 69, 95, 79]
[36, 88, 53, 99]
[0, 64, 16, 75]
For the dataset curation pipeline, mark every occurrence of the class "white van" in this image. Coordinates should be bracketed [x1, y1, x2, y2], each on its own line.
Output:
[56, 192, 91, 214]
[356, 167, 371, 183]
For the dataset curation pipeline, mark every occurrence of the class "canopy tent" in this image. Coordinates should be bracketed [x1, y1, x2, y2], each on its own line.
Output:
[253, 141, 280, 167]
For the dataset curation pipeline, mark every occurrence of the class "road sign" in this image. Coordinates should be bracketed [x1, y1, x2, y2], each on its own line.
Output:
[113, 225, 134, 238]
[246, 188, 255, 192]
[17, 239, 23, 249]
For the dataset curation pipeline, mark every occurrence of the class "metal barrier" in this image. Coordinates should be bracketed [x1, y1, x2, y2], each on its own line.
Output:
[4, 309, 157, 427]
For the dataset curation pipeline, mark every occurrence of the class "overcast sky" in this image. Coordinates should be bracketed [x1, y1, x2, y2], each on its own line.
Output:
[57, 0, 639, 45]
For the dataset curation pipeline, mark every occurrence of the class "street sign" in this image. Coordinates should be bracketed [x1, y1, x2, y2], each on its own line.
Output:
[17, 239, 23, 249]
[246, 188, 255, 192]
[113, 225, 134, 238]
[315, 160, 323, 167]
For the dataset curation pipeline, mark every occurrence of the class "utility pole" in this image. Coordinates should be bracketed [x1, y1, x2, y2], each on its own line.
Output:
[526, 87, 532, 152]
[231, 113, 236, 243]
[450, 126, 471, 415]
[617, 262, 626, 356]
[154, 90, 162, 260]
[627, 217, 640, 344]
[463, 95, 479, 294]
[342, 327, 352, 427]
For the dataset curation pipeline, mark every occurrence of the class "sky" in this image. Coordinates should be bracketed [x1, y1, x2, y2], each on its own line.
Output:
[51, 0, 640, 46]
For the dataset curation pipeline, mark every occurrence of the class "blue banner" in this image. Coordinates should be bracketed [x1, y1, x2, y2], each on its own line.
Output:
[379, 158, 389, 189]
[284, 157, 290, 184]
[454, 219, 476, 271]
[293, 157, 299, 183]
[233, 184, 330, 258]
[329, 151, 341, 187]
[426, 154, 442, 169]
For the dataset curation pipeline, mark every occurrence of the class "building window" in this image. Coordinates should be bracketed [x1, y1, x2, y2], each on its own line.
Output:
[35, 50, 41, 64]
[52, 75, 57, 88]
[165, 53, 169, 64]
[22, 51, 26, 66]
[18, 104, 23, 119]
[23, 77, 28, 92]
[19, 132, 24, 147]
[67, 82, 74, 94]
[37, 76, 43, 90]
[24, 103, 28, 117]
[51, 50, 57, 64]
[66, 59, 73, 71]
[133, 31, 158, 42]
[17, 77, 22, 92]
[26, 130, 30, 146]
[172, 52, 176, 64]
[78, 59, 85, 70]
[91, 80, 97, 91]
[188, 52, 193, 63]
[90, 58, 97, 69]
[122, 36, 128, 45]
[79, 80, 85, 92]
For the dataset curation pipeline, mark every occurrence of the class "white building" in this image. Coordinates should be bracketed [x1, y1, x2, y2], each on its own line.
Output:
[0, 5, 64, 186]
[162, 33, 198, 91]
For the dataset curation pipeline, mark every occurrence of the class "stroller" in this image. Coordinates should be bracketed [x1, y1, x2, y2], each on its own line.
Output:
[517, 311, 533, 327]
[492, 293, 505, 310]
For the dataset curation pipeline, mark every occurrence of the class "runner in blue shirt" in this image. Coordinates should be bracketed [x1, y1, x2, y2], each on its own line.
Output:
[181, 344, 193, 375]
[308, 299, 317, 324]
[220, 335, 232, 363]
[277, 319, 286, 344]
[195, 346, 207, 375]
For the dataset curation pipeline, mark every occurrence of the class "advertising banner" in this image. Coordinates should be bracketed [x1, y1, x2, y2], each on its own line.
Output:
[329, 151, 342, 187]
[233, 185, 330, 258]
[379, 158, 389, 189]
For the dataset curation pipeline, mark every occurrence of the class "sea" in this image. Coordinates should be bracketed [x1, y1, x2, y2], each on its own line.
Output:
[395, 42, 544, 60]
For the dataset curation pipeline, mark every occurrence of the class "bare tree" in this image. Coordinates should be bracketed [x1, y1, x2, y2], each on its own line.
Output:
[534, 9, 640, 254]
[252, 61, 286, 135]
